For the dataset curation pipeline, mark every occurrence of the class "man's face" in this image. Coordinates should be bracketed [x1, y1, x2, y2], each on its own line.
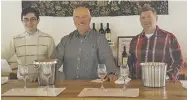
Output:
[140, 11, 157, 31]
[22, 12, 39, 33]
[73, 7, 91, 34]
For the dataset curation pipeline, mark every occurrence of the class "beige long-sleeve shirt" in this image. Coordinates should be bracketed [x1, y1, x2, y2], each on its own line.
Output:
[3, 30, 55, 79]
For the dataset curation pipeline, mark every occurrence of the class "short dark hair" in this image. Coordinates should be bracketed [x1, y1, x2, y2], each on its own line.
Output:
[139, 4, 157, 15]
[21, 7, 40, 21]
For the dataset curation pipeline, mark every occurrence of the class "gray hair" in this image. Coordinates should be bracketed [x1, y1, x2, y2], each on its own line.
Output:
[73, 3, 91, 17]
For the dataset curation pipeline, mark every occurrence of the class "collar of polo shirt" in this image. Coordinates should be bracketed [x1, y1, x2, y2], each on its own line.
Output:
[75, 28, 92, 38]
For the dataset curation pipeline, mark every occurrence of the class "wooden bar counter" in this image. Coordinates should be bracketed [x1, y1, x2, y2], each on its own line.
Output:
[1, 80, 187, 100]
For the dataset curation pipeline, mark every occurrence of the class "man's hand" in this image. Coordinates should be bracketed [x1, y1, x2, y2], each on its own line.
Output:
[105, 74, 118, 82]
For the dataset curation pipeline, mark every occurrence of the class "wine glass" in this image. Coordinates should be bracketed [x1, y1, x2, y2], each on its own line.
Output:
[18, 65, 29, 90]
[42, 63, 52, 90]
[120, 65, 129, 91]
[97, 64, 107, 91]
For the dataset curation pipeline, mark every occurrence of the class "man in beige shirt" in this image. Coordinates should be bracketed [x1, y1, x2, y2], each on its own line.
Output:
[2, 7, 55, 81]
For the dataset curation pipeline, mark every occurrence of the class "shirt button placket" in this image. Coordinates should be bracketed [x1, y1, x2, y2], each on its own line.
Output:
[77, 39, 83, 79]
[77, 57, 80, 79]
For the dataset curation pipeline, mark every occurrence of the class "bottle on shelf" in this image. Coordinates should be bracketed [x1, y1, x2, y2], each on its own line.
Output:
[99, 23, 105, 35]
[105, 23, 111, 42]
[92, 23, 97, 32]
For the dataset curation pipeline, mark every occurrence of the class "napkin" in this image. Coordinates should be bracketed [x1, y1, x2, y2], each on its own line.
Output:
[2, 88, 66, 97]
[1, 77, 8, 84]
[58, 64, 63, 72]
[115, 76, 131, 84]
[180, 80, 187, 89]
[90, 79, 103, 83]
[78, 88, 139, 97]
[1, 59, 12, 72]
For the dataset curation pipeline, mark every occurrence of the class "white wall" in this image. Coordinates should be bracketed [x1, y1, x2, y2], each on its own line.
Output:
[1, 1, 187, 60]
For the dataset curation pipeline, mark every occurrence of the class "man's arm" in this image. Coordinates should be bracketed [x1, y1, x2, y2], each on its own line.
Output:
[48, 36, 56, 58]
[2, 40, 16, 61]
[168, 34, 184, 80]
[52, 36, 68, 80]
[97, 35, 118, 75]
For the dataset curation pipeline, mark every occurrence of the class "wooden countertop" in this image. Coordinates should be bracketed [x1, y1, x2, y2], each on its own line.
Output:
[1, 80, 187, 100]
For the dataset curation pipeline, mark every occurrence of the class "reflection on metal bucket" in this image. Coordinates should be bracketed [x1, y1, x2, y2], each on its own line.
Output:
[141, 62, 167, 87]
[34, 59, 57, 86]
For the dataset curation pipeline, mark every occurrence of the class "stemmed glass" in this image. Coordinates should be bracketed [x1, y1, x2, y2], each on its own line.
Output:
[42, 63, 52, 90]
[97, 64, 107, 91]
[120, 65, 129, 91]
[18, 65, 29, 90]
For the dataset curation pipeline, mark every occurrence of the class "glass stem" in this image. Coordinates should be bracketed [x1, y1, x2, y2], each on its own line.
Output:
[23, 76, 27, 89]
[46, 77, 49, 90]
[122, 83, 127, 91]
[101, 78, 104, 90]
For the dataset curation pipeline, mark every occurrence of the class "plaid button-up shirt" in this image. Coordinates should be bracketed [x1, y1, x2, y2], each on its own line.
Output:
[128, 26, 183, 79]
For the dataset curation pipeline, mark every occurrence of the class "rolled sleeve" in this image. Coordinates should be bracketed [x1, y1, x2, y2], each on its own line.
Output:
[2, 39, 16, 61]
[168, 35, 184, 78]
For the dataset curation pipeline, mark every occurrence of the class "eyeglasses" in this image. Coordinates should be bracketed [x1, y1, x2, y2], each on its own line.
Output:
[22, 18, 38, 23]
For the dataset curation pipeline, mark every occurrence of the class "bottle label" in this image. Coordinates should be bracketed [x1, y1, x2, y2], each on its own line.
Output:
[106, 33, 111, 41]
[122, 57, 128, 66]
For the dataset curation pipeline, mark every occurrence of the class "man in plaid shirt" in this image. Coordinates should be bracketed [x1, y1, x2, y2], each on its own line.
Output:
[128, 5, 184, 80]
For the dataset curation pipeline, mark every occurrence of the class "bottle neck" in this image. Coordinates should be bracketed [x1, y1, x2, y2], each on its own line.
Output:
[93, 23, 95, 28]
[100, 24, 103, 28]
[123, 48, 127, 57]
[107, 23, 109, 28]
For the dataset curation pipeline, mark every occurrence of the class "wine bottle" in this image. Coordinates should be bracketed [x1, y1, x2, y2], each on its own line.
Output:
[92, 23, 97, 31]
[105, 23, 111, 42]
[122, 45, 128, 66]
[99, 23, 105, 35]
[128, 52, 136, 79]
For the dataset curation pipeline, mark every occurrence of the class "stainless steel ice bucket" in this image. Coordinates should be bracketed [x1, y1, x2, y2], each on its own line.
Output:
[141, 62, 167, 87]
[34, 59, 57, 86]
